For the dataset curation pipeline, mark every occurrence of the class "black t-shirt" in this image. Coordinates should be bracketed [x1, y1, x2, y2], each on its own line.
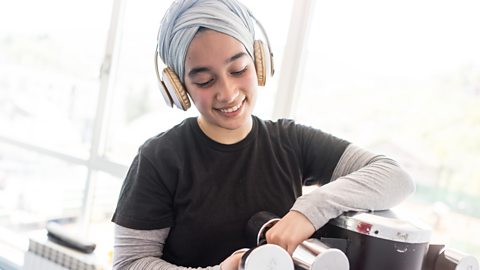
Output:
[112, 116, 349, 267]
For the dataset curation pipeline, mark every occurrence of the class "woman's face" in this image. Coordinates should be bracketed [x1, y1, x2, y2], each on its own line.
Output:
[184, 29, 258, 141]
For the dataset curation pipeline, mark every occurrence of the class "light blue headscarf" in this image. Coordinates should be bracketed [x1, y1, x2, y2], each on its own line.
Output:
[157, 0, 256, 83]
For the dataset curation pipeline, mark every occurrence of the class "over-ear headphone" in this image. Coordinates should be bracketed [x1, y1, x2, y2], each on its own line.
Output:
[154, 16, 274, 111]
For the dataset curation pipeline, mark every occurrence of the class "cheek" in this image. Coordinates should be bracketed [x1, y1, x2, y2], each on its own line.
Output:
[186, 87, 210, 106]
[246, 69, 259, 89]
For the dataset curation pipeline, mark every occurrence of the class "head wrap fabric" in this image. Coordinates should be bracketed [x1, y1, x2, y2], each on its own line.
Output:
[157, 0, 256, 83]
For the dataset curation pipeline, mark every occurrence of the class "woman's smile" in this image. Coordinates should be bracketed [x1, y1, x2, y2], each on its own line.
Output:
[217, 97, 246, 114]
[184, 29, 258, 143]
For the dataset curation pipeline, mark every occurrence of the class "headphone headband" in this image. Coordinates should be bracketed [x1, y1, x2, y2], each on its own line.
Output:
[250, 15, 274, 76]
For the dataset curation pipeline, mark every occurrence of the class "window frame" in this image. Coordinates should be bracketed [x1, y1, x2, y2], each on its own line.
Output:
[0, 0, 305, 232]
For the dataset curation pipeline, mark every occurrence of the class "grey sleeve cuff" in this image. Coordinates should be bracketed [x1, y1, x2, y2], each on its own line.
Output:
[291, 144, 415, 230]
[113, 224, 221, 270]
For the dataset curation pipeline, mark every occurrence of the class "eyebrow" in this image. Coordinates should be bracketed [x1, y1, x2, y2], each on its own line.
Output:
[227, 52, 247, 64]
[187, 52, 248, 78]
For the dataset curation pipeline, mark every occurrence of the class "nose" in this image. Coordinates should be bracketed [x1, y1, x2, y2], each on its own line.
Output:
[215, 76, 238, 103]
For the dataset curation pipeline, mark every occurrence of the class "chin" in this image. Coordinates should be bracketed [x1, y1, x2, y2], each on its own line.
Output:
[218, 119, 248, 131]
[219, 113, 252, 130]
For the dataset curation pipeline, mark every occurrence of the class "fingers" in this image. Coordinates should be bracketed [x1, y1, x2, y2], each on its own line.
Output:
[266, 228, 300, 254]
[220, 248, 248, 270]
[265, 211, 315, 255]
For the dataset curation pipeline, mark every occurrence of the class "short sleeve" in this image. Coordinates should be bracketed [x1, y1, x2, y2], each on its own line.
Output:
[294, 123, 350, 185]
[112, 148, 177, 230]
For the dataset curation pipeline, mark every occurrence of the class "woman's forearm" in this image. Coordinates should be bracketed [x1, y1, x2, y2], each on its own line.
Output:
[113, 224, 220, 270]
[292, 144, 415, 230]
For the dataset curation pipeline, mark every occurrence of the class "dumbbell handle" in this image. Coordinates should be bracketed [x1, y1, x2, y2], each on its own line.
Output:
[246, 211, 349, 270]
[293, 238, 349, 270]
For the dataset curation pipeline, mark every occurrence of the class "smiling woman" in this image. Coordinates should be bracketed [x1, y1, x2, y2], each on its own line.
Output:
[110, 1, 417, 269]
[5, 0, 476, 268]
[104, 0, 293, 163]
[0, 0, 294, 267]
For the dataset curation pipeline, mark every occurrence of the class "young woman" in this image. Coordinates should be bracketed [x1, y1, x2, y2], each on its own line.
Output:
[111, 0, 415, 269]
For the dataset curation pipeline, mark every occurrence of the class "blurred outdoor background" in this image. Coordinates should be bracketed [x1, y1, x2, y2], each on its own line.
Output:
[1, 0, 479, 266]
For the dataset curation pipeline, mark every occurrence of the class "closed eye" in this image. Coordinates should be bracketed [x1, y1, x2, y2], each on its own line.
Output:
[232, 67, 247, 76]
[195, 79, 214, 88]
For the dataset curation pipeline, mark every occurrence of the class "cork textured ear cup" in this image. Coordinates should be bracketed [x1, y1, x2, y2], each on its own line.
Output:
[162, 68, 191, 110]
[155, 40, 273, 111]
[254, 40, 268, 86]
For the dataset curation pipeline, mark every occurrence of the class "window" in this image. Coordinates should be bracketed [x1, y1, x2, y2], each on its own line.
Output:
[0, 0, 116, 264]
[2, 0, 478, 265]
[0, 0, 112, 158]
[0, 0, 294, 265]
[294, 0, 480, 257]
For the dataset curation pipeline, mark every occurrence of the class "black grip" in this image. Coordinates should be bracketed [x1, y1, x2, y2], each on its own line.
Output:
[246, 211, 280, 246]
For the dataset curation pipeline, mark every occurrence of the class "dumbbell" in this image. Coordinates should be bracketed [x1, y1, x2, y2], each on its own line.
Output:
[423, 244, 479, 270]
[237, 244, 294, 270]
[247, 211, 350, 270]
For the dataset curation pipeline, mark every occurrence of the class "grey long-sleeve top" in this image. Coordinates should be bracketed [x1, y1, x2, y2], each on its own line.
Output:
[112, 144, 415, 269]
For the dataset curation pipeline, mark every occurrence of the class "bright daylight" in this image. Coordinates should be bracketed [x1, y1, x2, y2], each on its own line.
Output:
[0, 0, 479, 269]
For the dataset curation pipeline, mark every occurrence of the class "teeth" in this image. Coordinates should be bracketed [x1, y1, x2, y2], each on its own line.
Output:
[220, 102, 242, 113]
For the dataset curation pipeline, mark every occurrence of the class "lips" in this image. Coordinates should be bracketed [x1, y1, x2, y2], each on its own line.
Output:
[220, 102, 242, 113]
[217, 97, 245, 113]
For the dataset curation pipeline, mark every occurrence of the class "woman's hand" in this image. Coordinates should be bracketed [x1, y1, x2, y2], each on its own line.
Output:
[265, 210, 315, 255]
[220, 248, 248, 270]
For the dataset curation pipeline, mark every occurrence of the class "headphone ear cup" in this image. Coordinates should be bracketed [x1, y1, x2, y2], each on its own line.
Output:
[158, 80, 174, 108]
[162, 68, 191, 111]
[253, 40, 267, 86]
[254, 40, 274, 86]
[155, 51, 174, 107]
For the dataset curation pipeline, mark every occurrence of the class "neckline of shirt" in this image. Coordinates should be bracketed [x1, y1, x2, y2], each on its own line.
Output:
[189, 116, 258, 152]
